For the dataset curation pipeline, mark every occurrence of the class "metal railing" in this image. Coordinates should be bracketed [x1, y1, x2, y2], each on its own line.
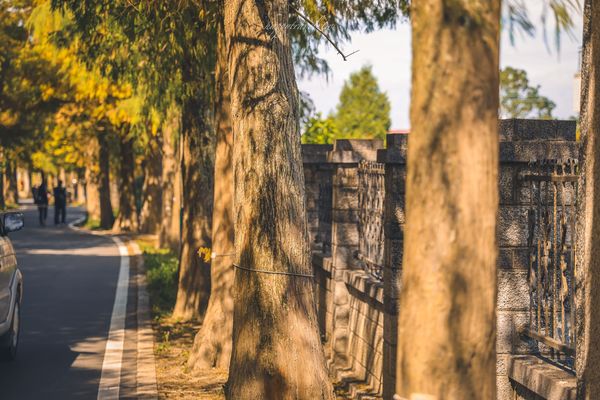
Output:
[522, 160, 578, 367]
[356, 160, 385, 280]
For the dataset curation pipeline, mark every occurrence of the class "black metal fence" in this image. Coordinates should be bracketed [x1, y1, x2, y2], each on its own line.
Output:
[522, 160, 578, 368]
[355, 160, 385, 280]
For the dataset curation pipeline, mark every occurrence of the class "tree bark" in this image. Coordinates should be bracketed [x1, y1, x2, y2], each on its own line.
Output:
[4, 156, 18, 205]
[113, 133, 139, 233]
[576, 1, 600, 399]
[172, 83, 215, 321]
[396, 2, 500, 399]
[0, 161, 5, 210]
[85, 165, 101, 222]
[98, 131, 114, 230]
[224, 1, 334, 398]
[159, 107, 182, 252]
[189, 15, 235, 371]
[139, 132, 163, 234]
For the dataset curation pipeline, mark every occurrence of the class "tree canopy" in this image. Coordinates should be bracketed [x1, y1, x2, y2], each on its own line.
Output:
[500, 66, 557, 119]
[332, 65, 391, 140]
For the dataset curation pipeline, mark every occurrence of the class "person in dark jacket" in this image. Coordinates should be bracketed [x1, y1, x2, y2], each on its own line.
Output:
[53, 180, 67, 225]
[36, 181, 49, 226]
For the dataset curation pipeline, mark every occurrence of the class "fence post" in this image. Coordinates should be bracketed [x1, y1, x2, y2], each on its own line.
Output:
[327, 139, 383, 370]
[381, 133, 407, 399]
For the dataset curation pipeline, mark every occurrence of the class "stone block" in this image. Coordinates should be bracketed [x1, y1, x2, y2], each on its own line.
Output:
[500, 142, 580, 163]
[301, 143, 333, 163]
[383, 313, 398, 344]
[333, 187, 359, 209]
[497, 248, 513, 269]
[498, 270, 530, 311]
[332, 334, 349, 357]
[499, 167, 516, 204]
[386, 239, 404, 268]
[508, 355, 577, 400]
[496, 373, 514, 400]
[333, 281, 351, 306]
[334, 138, 384, 156]
[383, 266, 402, 299]
[331, 244, 358, 269]
[498, 206, 530, 247]
[332, 209, 360, 223]
[512, 248, 531, 270]
[499, 119, 516, 142]
[385, 165, 407, 194]
[333, 166, 359, 186]
[497, 311, 534, 354]
[332, 222, 359, 246]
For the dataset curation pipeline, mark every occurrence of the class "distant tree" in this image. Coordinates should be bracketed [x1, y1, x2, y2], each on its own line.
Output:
[332, 65, 391, 140]
[302, 113, 338, 144]
[500, 66, 556, 119]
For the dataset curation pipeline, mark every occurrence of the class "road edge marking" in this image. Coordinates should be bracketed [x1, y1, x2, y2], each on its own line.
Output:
[129, 241, 159, 399]
[96, 235, 129, 400]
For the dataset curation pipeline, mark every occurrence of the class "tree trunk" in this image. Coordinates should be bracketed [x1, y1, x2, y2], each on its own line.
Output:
[98, 131, 114, 230]
[0, 165, 5, 210]
[171, 88, 215, 321]
[396, 2, 500, 399]
[139, 133, 163, 234]
[576, 1, 600, 399]
[159, 107, 182, 252]
[188, 16, 235, 371]
[85, 165, 101, 222]
[5, 157, 18, 205]
[113, 133, 139, 233]
[223, 1, 334, 398]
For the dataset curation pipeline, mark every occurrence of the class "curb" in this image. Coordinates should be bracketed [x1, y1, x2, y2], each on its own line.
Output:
[129, 241, 159, 399]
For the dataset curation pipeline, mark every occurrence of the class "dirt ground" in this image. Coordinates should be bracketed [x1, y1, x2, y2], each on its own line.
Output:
[152, 319, 227, 399]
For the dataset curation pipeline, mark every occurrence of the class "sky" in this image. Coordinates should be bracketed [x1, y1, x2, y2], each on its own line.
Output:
[297, 2, 584, 130]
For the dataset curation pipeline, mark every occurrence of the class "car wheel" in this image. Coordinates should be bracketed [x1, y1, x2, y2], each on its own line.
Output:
[0, 297, 20, 361]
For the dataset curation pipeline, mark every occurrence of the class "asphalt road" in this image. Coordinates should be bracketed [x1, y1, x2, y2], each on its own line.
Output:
[0, 206, 122, 399]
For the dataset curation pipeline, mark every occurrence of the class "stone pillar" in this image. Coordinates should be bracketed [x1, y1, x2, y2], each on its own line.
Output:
[327, 139, 383, 370]
[496, 119, 579, 400]
[381, 133, 407, 399]
[303, 144, 335, 344]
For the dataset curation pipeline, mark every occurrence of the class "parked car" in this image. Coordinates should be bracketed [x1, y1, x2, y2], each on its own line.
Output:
[0, 212, 24, 360]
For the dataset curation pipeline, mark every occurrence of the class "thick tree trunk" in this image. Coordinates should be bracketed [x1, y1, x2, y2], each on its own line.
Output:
[5, 157, 18, 205]
[159, 107, 182, 252]
[139, 133, 163, 234]
[189, 17, 235, 371]
[85, 165, 101, 222]
[0, 169, 5, 210]
[576, 1, 600, 399]
[113, 133, 139, 233]
[171, 91, 215, 321]
[396, 2, 500, 399]
[98, 131, 114, 230]
[224, 1, 334, 398]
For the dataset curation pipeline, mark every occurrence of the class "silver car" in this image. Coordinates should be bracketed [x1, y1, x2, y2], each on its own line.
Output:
[0, 212, 24, 360]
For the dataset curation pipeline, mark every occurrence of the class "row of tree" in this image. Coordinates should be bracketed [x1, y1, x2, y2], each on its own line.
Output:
[1, 0, 597, 398]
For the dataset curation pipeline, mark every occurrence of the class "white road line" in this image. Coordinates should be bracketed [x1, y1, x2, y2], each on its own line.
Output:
[97, 236, 129, 400]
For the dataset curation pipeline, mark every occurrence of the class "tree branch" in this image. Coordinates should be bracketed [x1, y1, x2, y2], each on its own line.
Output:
[289, 6, 359, 61]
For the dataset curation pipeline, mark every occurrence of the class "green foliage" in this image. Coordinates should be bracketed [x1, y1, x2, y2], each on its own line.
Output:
[331, 65, 391, 140]
[504, 0, 581, 51]
[302, 113, 337, 144]
[138, 240, 179, 318]
[500, 66, 556, 119]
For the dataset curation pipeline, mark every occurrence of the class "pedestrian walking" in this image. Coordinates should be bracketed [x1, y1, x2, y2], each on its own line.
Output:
[53, 180, 67, 225]
[36, 182, 49, 226]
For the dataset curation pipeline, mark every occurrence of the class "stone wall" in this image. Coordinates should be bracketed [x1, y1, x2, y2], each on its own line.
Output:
[495, 120, 578, 400]
[302, 119, 581, 400]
